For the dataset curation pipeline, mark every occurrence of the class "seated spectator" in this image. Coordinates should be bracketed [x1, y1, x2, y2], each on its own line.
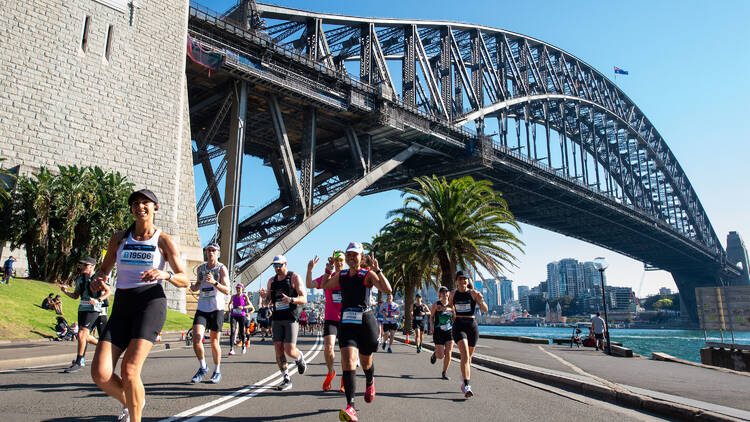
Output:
[51, 294, 63, 315]
[55, 316, 74, 341]
[41, 293, 54, 310]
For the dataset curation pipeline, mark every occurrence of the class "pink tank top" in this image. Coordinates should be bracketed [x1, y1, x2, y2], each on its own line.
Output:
[231, 294, 247, 316]
[315, 275, 342, 322]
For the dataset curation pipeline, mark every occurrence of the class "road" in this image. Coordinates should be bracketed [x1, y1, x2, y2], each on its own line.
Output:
[0, 333, 670, 421]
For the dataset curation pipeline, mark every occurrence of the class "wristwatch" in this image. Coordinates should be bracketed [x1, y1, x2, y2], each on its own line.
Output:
[166, 270, 174, 281]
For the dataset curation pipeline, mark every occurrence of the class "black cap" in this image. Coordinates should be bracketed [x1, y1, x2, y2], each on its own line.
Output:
[456, 270, 469, 279]
[438, 286, 449, 293]
[79, 257, 96, 266]
[128, 189, 159, 206]
[416, 293, 422, 298]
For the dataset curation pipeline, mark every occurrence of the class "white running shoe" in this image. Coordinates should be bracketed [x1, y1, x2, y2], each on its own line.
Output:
[228, 349, 235, 356]
[242, 346, 247, 355]
[117, 407, 129, 422]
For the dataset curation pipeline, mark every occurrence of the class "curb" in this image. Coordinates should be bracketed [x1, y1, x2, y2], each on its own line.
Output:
[394, 335, 744, 422]
[0, 342, 178, 371]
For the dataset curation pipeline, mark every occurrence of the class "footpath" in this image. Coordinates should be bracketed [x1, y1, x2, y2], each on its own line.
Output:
[2, 333, 749, 421]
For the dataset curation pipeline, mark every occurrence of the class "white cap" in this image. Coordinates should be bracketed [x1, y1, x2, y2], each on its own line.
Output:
[271, 255, 286, 264]
[345, 242, 364, 254]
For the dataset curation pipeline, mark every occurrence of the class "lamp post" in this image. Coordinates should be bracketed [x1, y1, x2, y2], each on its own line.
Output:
[214, 204, 254, 284]
[593, 257, 611, 355]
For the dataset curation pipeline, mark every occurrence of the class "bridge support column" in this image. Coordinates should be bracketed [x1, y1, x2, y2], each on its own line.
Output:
[671, 271, 719, 327]
[219, 81, 248, 281]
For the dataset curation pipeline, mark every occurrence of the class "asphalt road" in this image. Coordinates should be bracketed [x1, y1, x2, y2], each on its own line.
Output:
[0, 334, 671, 421]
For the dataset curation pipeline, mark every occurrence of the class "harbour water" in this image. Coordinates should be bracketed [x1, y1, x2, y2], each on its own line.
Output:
[479, 325, 750, 363]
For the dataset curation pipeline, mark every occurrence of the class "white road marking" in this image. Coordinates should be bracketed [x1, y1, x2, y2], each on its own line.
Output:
[160, 334, 322, 422]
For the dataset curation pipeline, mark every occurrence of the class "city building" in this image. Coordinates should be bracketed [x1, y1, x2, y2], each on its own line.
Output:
[517, 285, 529, 303]
[659, 287, 672, 296]
[500, 277, 513, 304]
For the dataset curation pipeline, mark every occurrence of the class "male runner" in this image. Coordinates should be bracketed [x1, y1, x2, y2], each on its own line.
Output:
[412, 294, 431, 353]
[189, 243, 230, 384]
[379, 294, 399, 353]
[61, 257, 111, 372]
[266, 255, 307, 391]
[257, 300, 272, 340]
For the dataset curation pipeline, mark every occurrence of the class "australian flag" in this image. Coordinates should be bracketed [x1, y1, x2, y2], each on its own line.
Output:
[614, 66, 629, 75]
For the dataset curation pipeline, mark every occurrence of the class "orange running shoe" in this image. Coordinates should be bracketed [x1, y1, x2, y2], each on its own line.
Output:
[322, 371, 336, 391]
[339, 377, 345, 393]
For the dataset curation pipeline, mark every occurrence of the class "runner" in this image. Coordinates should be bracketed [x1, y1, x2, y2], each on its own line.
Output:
[375, 300, 384, 344]
[305, 252, 345, 391]
[450, 270, 488, 398]
[319, 242, 392, 422]
[228, 283, 254, 356]
[61, 257, 112, 372]
[412, 294, 430, 353]
[299, 308, 309, 336]
[189, 243, 230, 384]
[90, 189, 189, 422]
[257, 300, 272, 340]
[379, 294, 399, 353]
[266, 254, 307, 391]
[429, 286, 454, 380]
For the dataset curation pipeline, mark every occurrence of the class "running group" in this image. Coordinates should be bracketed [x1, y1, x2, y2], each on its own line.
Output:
[77, 189, 488, 422]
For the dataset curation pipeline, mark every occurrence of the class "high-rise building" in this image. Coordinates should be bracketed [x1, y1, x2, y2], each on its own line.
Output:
[500, 277, 514, 304]
[517, 285, 529, 302]
[559, 258, 584, 297]
[582, 261, 599, 290]
[659, 287, 672, 296]
[546, 262, 561, 299]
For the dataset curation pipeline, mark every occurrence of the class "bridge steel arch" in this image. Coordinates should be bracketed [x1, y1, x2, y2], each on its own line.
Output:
[186, 1, 742, 324]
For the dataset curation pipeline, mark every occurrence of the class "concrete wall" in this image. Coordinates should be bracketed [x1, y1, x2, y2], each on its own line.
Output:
[0, 0, 200, 312]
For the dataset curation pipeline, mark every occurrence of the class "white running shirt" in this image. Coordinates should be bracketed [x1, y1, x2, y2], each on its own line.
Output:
[115, 229, 166, 289]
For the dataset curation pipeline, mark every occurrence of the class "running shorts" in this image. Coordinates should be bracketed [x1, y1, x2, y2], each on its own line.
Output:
[299, 320, 308, 327]
[433, 328, 453, 346]
[272, 320, 299, 343]
[338, 311, 378, 354]
[451, 318, 479, 347]
[324, 320, 339, 337]
[383, 322, 398, 332]
[78, 310, 100, 331]
[412, 319, 426, 331]
[594, 333, 604, 340]
[258, 319, 269, 329]
[101, 284, 166, 350]
[193, 309, 224, 332]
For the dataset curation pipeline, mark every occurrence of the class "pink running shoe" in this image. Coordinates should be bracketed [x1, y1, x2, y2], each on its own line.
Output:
[364, 383, 375, 403]
[339, 405, 358, 421]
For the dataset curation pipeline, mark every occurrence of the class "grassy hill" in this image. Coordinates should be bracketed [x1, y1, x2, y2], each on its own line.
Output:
[0, 277, 194, 340]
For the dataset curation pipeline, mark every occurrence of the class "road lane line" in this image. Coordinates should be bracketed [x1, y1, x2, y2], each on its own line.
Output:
[159, 334, 322, 422]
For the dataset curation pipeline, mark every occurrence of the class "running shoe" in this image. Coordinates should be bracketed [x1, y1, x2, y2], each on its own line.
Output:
[191, 367, 208, 383]
[117, 407, 129, 422]
[228, 349, 235, 356]
[387, 346, 392, 353]
[209, 371, 222, 384]
[64, 363, 83, 373]
[381, 342, 386, 351]
[296, 355, 307, 375]
[277, 376, 292, 391]
[442, 372, 450, 380]
[364, 383, 375, 403]
[80, 357, 86, 367]
[430, 353, 437, 365]
[462, 383, 473, 398]
[339, 405, 358, 421]
[339, 377, 345, 393]
[242, 346, 247, 355]
[322, 371, 336, 391]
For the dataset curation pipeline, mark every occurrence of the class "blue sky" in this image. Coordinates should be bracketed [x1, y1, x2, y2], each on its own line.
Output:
[194, 0, 750, 296]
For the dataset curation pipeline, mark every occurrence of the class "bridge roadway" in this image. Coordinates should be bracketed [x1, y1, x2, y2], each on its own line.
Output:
[0, 334, 669, 422]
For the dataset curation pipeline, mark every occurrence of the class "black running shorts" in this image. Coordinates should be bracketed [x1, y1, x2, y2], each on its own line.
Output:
[383, 322, 398, 332]
[338, 311, 378, 355]
[193, 309, 225, 332]
[324, 320, 339, 337]
[78, 310, 100, 331]
[101, 284, 166, 350]
[451, 318, 479, 347]
[433, 328, 453, 346]
[412, 319, 426, 331]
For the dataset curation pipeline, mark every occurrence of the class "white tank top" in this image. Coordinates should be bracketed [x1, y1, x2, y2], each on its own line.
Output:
[115, 229, 166, 289]
[196, 262, 227, 312]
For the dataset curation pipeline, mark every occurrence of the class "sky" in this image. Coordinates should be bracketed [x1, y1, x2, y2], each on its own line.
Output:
[194, 0, 750, 297]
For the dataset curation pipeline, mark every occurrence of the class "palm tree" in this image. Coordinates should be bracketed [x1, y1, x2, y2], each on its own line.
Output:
[387, 175, 523, 291]
[0, 158, 16, 205]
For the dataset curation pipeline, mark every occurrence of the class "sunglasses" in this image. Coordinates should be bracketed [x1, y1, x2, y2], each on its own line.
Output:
[272, 263, 284, 269]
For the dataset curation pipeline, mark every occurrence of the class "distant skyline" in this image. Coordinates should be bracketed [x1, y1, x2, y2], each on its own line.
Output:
[195, 0, 750, 297]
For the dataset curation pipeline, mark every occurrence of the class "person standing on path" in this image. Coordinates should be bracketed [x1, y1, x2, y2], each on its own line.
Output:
[89, 189, 189, 422]
[228, 283, 254, 356]
[61, 257, 112, 372]
[429, 286, 454, 380]
[591, 312, 607, 351]
[412, 294, 430, 353]
[266, 254, 307, 391]
[189, 243, 230, 384]
[379, 294, 399, 353]
[306, 251, 345, 391]
[320, 242, 392, 422]
[2, 255, 14, 284]
[450, 270, 488, 398]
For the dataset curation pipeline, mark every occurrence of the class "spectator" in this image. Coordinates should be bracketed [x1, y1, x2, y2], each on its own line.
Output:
[51, 294, 63, 315]
[591, 312, 606, 351]
[41, 293, 55, 310]
[2, 255, 15, 285]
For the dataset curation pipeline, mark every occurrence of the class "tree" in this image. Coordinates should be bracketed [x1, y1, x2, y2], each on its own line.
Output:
[0, 158, 16, 206]
[386, 175, 523, 290]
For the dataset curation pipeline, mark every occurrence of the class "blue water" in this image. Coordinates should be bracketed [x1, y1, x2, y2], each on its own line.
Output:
[479, 325, 750, 363]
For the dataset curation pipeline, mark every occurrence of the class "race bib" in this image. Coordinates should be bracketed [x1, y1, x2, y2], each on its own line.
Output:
[275, 300, 289, 310]
[455, 302, 471, 312]
[415, 316, 423, 321]
[200, 287, 216, 298]
[232, 307, 243, 316]
[440, 323, 453, 331]
[342, 309, 363, 325]
[331, 291, 342, 303]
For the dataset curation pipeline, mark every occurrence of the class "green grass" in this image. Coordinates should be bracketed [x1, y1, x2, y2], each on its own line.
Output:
[0, 278, 194, 340]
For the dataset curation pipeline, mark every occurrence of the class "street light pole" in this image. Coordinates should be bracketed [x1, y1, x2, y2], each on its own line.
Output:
[593, 257, 612, 355]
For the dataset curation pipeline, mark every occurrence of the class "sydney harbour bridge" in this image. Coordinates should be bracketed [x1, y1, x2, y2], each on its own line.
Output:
[185, 0, 746, 323]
